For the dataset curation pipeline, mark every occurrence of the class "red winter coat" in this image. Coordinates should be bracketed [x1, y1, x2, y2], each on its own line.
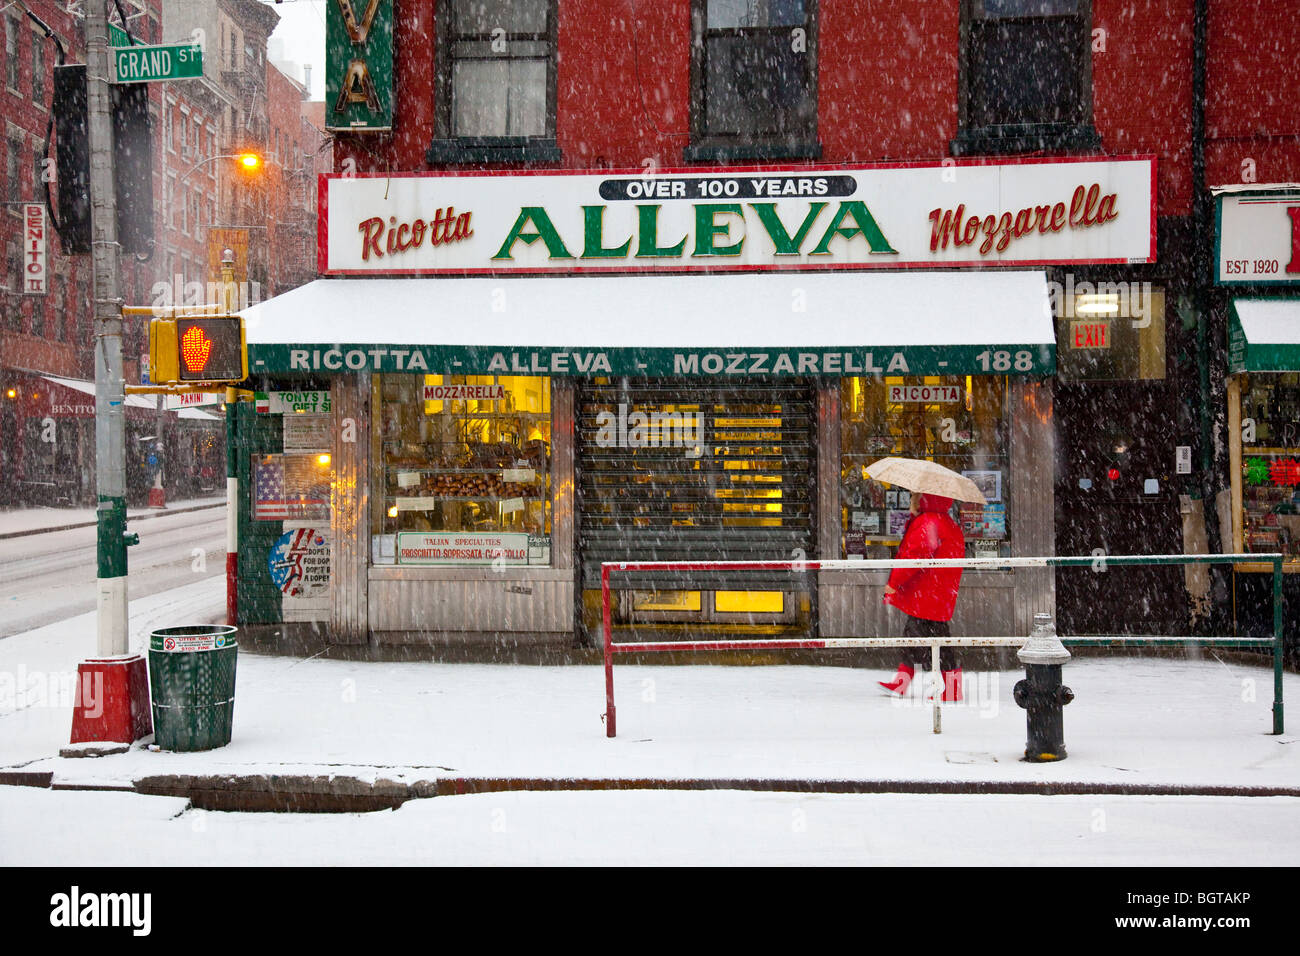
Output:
[883, 493, 965, 622]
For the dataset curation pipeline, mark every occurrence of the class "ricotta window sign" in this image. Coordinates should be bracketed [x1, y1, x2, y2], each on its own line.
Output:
[319, 157, 1156, 275]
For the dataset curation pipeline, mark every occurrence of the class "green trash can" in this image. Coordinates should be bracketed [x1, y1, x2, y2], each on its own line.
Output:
[148, 625, 238, 751]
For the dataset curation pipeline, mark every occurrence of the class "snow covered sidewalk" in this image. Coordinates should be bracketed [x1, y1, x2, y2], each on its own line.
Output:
[1, 577, 1295, 797]
[0, 495, 226, 539]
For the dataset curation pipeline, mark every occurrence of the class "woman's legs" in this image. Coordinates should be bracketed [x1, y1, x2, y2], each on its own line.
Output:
[901, 615, 958, 671]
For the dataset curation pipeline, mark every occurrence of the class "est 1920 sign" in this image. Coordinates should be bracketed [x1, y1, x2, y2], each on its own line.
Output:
[1216, 191, 1300, 285]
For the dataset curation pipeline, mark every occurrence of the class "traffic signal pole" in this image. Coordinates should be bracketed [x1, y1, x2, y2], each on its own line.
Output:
[66, 0, 154, 750]
[87, 0, 128, 657]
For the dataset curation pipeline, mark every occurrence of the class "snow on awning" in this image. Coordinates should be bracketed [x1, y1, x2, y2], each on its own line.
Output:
[39, 375, 158, 420]
[36, 376, 223, 421]
[239, 271, 1055, 377]
[1228, 298, 1300, 373]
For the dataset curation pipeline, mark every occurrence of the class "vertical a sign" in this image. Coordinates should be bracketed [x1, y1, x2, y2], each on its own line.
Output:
[326, 0, 393, 132]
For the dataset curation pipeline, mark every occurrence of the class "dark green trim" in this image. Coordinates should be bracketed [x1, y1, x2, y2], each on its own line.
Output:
[232, 402, 284, 625]
[425, 138, 562, 165]
[1228, 297, 1300, 372]
[950, 123, 1101, 156]
[225, 395, 237, 480]
[683, 142, 823, 163]
[247, 343, 1057, 377]
[96, 495, 127, 578]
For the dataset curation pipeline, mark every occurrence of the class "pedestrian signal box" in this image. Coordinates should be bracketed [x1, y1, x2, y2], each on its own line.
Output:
[148, 315, 248, 384]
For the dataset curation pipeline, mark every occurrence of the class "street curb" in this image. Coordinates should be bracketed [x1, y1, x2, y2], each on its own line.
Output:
[0, 501, 226, 540]
[3, 772, 1299, 813]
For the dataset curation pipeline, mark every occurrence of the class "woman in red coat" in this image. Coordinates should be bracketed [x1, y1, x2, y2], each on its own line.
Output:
[879, 492, 965, 700]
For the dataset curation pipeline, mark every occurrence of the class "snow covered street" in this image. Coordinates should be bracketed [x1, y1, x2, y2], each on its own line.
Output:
[2, 574, 1298, 867]
[3, 786, 1295, 866]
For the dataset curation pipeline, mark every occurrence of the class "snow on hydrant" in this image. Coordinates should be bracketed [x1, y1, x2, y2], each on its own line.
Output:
[1014, 612, 1074, 762]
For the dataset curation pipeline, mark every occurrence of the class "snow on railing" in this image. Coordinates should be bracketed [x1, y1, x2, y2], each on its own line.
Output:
[600, 554, 1287, 738]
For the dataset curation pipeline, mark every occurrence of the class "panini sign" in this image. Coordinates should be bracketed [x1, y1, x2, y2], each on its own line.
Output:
[320, 157, 1156, 276]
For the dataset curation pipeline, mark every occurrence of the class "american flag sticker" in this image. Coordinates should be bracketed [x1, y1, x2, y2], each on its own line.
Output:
[253, 455, 331, 520]
[254, 458, 288, 519]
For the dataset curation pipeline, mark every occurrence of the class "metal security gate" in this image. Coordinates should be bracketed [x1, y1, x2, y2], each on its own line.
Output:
[576, 379, 817, 637]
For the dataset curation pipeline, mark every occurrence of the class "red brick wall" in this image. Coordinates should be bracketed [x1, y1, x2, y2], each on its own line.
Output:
[339, 0, 1297, 207]
[1206, 0, 1300, 187]
[1092, 1, 1194, 217]
[819, 0, 958, 163]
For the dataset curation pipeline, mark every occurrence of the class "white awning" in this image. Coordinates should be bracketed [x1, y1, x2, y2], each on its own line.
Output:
[40, 376, 221, 420]
[1229, 298, 1300, 373]
[42, 375, 156, 410]
[239, 271, 1055, 376]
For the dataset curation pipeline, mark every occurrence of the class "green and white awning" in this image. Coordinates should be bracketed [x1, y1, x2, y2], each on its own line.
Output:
[1228, 298, 1300, 373]
[239, 271, 1055, 377]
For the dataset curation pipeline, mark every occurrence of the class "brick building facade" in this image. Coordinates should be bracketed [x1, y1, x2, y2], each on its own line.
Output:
[288, 0, 1298, 643]
[0, 0, 324, 507]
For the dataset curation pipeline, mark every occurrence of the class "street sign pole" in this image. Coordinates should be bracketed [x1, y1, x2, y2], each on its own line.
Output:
[88, 0, 128, 657]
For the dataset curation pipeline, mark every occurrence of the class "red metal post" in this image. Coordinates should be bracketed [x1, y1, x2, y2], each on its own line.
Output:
[603, 563, 615, 737]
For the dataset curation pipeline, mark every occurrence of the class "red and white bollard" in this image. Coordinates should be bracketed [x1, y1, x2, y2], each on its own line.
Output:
[68, 654, 152, 746]
[147, 470, 166, 508]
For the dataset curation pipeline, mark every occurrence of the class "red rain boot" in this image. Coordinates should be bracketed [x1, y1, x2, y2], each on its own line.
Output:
[939, 668, 963, 702]
[878, 663, 914, 695]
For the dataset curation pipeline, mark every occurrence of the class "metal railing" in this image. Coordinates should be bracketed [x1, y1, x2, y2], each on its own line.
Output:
[600, 553, 1286, 738]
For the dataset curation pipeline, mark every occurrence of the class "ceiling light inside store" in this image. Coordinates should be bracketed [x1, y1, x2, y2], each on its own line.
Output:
[1075, 294, 1120, 315]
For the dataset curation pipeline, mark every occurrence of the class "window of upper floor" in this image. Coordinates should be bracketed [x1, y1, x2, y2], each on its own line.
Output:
[953, 0, 1100, 155]
[31, 27, 45, 106]
[685, 0, 820, 163]
[4, 12, 21, 93]
[427, 0, 561, 164]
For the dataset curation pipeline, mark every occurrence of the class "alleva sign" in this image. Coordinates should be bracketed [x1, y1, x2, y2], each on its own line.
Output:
[321, 158, 1155, 275]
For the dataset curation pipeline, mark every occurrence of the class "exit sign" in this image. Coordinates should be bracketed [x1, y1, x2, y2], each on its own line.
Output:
[1071, 320, 1110, 349]
[112, 42, 203, 84]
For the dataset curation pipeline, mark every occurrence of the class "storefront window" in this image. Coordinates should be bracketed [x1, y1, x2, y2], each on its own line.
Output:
[840, 376, 1010, 559]
[371, 374, 552, 566]
[1055, 285, 1165, 381]
[1238, 372, 1300, 559]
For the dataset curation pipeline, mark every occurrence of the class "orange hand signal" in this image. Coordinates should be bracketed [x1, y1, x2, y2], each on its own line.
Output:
[180, 324, 213, 373]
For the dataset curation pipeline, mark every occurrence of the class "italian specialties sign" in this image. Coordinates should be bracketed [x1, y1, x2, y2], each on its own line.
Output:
[396, 532, 530, 566]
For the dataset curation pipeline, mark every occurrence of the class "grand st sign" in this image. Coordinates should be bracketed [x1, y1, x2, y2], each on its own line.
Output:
[319, 157, 1156, 276]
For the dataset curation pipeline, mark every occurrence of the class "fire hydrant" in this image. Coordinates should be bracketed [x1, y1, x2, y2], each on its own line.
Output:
[1013, 612, 1074, 762]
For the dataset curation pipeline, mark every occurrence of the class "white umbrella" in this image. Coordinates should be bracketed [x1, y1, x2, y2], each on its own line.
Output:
[863, 457, 987, 505]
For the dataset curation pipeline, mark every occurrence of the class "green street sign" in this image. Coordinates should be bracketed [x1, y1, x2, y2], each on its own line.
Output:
[112, 42, 203, 84]
[109, 22, 130, 47]
[326, 0, 393, 131]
